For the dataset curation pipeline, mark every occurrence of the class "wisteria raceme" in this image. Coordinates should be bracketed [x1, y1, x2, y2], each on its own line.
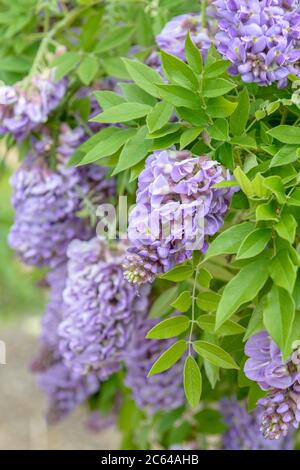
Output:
[214, 0, 300, 87]
[40, 265, 67, 352]
[156, 11, 216, 62]
[58, 237, 149, 380]
[8, 126, 87, 268]
[8, 124, 114, 268]
[124, 317, 185, 415]
[0, 69, 67, 140]
[221, 398, 293, 449]
[31, 266, 100, 424]
[30, 264, 67, 374]
[124, 149, 236, 284]
[244, 332, 300, 439]
[244, 331, 300, 390]
[38, 358, 99, 424]
[258, 382, 300, 440]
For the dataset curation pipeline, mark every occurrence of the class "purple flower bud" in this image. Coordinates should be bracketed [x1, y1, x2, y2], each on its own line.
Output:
[221, 397, 293, 449]
[258, 382, 300, 440]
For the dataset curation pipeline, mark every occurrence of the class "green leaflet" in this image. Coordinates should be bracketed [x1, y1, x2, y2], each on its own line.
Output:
[146, 315, 190, 339]
[149, 287, 178, 319]
[183, 356, 202, 408]
[148, 341, 187, 377]
[216, 260, 269, 329]
[112, 126, 152, 175]
[229, 88, 249, 136]
[159, 264, 194, 282]
[205, 222, 254, 259]
[236, 229, 272, 260]
[267, 125, 300, 144]
[263, 285, 295, 360]
[193, 341, 239, 369]
[92, 102, 152, 123]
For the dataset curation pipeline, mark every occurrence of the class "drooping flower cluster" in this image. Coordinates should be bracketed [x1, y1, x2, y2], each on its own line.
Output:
[124, 318, 185, 415]
[244, 331, 300, 390]
[214, 0, 300, 87]
[124, 149, 236, 284]
[8, 124, 114, 268]
[156, 12, 215, 62]
[30, 266, 67, 374]
[31, 265, 100, 424]
[58, 237, 149, 380]
[40, 265, 67, 353]
[244, 331, 300, 439]
[0, 69, 67, 140]
[37, 359, 99, 425]
[221, 398, 293, 449]
[258, 383, 300, 440]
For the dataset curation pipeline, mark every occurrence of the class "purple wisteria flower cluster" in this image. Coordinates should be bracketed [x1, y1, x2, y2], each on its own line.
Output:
[244, 331, 300, 439]
[123, 149, 236, 284]
[221, 398, 293, 449]
[214, 0, 300, 87]
[40, 265, 68, 354]
[0, 69, 67, 140]
[8, 124, 114, 268]
[38, 360, 99, 425]
[156, 12, 215, 62]
[58, 237, 149, 381]
[124, 317, 185, 415]
[31, 265, 100, 424]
